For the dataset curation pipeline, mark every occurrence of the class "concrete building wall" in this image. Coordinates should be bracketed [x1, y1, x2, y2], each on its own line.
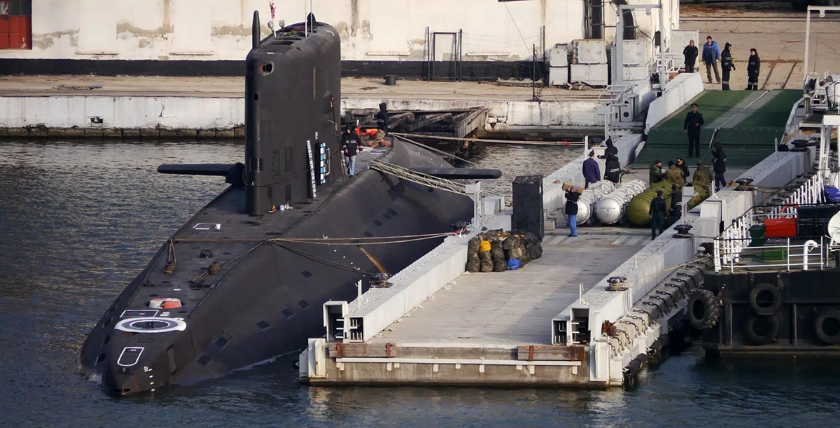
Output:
[1, 0, 678, 63]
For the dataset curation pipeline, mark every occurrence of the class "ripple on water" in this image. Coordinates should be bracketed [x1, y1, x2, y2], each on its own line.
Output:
[2, 141, 840, 427]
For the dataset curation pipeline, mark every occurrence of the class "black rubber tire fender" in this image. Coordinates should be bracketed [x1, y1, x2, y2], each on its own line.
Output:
[749, 283, 782, 316]
[688, 289, 719, 330]
[746, 315, 779, 345]
[815, 309, 840, 345]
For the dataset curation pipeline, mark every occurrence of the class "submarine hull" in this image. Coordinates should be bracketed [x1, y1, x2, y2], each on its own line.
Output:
[80, 18, 474, 395]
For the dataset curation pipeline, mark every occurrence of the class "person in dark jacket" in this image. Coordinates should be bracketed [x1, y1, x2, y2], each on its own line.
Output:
[582, 151, 601, 189]
[683, 40, 698, 73]
[702, 36, 721, 84]
[650, 159, 664, 184]
[676, 158, 690, 181]
[341, 125, 362, 177]
[565, 189, 580, 237]
[599, 137, 621, 184]
[649, 190, 667, 240]
[746, 48, 761, 90]
[712, 142, 727, 191]
[375, 102, 389, 136]
[683, 103, 704, 158]
[721, 42, 736, 90]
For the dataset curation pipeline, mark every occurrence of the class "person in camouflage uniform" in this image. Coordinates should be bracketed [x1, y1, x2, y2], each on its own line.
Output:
[693, 161, 712, 189]
[666, 161, 686, 188]
[650, 160, 664, 184]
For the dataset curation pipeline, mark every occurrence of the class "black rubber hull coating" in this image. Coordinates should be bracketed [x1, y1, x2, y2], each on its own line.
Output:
[79, 19, 474, 397]
[157, 164, 237, 176]
[411, 167, 502, 180]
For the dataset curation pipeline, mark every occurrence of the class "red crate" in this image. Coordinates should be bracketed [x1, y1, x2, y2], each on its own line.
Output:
[0, 16, 9, 33]
[763, 217, 797, 238]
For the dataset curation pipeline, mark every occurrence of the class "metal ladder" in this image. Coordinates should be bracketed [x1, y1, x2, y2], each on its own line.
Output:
[368, 159, 467, 195]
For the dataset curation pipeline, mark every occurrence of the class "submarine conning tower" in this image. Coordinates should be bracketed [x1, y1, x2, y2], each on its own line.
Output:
[245, 12, 342, 215]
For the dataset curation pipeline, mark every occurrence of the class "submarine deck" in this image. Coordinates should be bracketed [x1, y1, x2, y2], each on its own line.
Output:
[366, 230, 649, 346]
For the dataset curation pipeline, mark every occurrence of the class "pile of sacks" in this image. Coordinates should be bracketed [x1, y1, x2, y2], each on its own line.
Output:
[465, 230, 543, 273]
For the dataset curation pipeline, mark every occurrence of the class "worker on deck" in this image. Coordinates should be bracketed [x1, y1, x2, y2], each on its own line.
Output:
[565, 188, 580, 238]
[649, 159, 664, 184]
[600, 137, 621, 184]
[676, 158, 690, 182]
[684, 103, 704, 158]
[666, 161, 686, 188]
[693, 161, 712, 192]
[341, 125, 363, 178]
[649, 190, 667, 240]
[712, 142, 727, 191]
[375, 102, 389, 137]
[582, 150, 601, 189]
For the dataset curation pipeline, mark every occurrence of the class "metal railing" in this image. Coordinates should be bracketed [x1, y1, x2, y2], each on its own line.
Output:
[715, 236, 824, 273]
[713, 173, 827, 272]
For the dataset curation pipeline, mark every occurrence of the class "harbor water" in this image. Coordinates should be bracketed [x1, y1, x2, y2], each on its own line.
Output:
[1, 141, 839, 427]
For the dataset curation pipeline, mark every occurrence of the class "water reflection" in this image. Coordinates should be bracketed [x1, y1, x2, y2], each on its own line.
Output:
[3, 141, 840, 427]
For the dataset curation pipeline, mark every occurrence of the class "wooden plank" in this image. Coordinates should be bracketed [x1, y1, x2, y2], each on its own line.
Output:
[328, 342, 397, 358]
[516, 345, 585, 361]
[405, 112, 452, 132]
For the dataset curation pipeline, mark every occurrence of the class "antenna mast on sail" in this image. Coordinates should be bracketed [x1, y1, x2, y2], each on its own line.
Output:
[304, 0, 313, 37]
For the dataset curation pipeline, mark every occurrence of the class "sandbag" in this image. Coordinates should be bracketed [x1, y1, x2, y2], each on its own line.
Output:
[468, 236, 480, 253]
[490, 241, 505, 262]
[507, 259, 522, 270]
[466, 259, 480, 273]
[493, 260, 507, 272]
[480, 260, 494, 272]
[509, 246, 523, 260]
[502, 235, 516, 250]
[479, 240, 491, 253]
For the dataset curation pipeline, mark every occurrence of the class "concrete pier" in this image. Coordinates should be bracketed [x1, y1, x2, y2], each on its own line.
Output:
[305, 231, 649, 387]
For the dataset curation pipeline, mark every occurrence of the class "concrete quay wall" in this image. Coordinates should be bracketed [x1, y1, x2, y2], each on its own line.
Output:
[0, 95, 602, 139]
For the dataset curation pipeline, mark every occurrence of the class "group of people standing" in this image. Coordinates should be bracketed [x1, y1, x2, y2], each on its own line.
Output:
[683, 36, 761, 90]
[567, 138, 622, 238]
[582, 137, 622, 189]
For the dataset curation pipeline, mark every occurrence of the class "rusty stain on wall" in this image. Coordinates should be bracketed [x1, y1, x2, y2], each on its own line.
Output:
[350, 0, 359, 36]
[163, 0, 172, 33]
[334, 21, 349, 37]
[211, 25, 250, 37]
[116, 22, 168, 38]
[32, 30, 79, 50]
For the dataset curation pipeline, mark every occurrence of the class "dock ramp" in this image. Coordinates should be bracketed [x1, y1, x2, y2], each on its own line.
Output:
[635, 89, 802, 167]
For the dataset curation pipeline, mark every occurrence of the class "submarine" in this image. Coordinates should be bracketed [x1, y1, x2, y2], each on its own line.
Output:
[79, 12, 489, 396]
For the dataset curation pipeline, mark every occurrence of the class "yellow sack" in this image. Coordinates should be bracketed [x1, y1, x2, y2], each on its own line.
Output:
[479, 240, 491, 252]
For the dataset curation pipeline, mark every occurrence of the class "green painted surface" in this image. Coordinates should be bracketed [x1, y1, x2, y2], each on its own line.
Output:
[635, 90, 801, 167]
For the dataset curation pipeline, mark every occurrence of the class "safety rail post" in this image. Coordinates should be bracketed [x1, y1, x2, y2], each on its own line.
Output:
[787, 238, 791, 271]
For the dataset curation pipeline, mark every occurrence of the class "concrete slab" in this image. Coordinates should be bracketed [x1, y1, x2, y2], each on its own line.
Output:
[367, 232, 646, 346]
[682, 3, 840, 91]
[0, 75, 601, 101]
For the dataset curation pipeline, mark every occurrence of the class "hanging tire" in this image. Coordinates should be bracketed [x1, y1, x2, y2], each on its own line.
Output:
[815, 309, 840, 345]
[746, 315, 779, 345]
[688, 289, 719, 330]
[749, 283, 781, 315]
